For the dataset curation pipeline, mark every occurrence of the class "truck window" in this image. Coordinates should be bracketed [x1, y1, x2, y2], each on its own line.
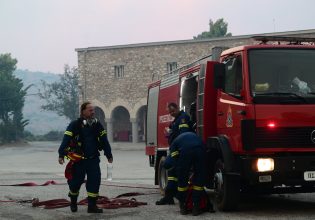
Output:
[180, 74, 198, 122]
[223, 56, 243, 98]
[249, 49, 315, 104]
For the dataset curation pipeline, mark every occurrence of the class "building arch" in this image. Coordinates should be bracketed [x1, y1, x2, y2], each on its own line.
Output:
[130, 98, 147, 118]
[108, 98, 132, 119]
[91, 99, 107, 117]
[94, 106, 106, 129]
[111, 106, 131, 142]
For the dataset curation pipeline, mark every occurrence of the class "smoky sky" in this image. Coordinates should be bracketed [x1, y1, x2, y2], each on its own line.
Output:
[0, 0, 314, 73]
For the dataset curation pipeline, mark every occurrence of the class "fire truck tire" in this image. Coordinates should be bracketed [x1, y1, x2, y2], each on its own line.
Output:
[214, 158, 240, 211]
[158, 156, 168, 194]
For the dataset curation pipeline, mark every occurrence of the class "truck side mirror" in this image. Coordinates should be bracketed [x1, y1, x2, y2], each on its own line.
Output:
[214, 63, 225, 89]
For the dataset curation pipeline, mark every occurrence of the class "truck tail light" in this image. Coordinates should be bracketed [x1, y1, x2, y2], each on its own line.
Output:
[267, 122, 276, 128]
[256, 158, 274, 172]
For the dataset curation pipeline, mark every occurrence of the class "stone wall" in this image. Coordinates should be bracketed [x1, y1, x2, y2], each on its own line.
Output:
[77, 37, 252, 112]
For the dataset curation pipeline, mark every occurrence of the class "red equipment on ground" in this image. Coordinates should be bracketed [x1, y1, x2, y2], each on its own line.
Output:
[32, 194, 147, 209]
[0, 181, 150, 209]
[185, 184, 214, 213]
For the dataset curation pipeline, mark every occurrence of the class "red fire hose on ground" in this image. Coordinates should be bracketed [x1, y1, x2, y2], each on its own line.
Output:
[0, 180, 159, 209]
[31, 194, 148, 209]
[0, 180, 62, 187]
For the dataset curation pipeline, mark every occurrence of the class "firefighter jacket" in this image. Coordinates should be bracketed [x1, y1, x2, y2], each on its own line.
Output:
[168, 110, 192, 144]
[58, 118, 113, 160]
[164, 132, 204, 169]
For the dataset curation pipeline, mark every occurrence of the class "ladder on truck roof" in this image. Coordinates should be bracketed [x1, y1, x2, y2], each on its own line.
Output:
[161, 46, 227, 80]
[253, 36, 315, 45]
[161, 53, 212, 79]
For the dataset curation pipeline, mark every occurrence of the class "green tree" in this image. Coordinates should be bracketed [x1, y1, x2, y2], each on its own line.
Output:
[0, 53, 30, 143]
[39, 65, 79, 121]
[23, 130, 36, 141]
[194, 18, 232, 40]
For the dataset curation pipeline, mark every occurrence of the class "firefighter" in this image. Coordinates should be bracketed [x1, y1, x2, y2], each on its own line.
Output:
[167, 102, 192, 145]
[156, 102, 192, 205]
[58, 101, 113, 213]
[164, 132, 207, 216]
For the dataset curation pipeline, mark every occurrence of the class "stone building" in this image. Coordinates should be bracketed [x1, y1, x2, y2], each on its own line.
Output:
[76, 29, 315, 143]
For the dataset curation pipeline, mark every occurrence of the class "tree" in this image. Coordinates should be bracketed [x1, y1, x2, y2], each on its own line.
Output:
[39, 65, 79, 121]
[194, 18, 232, 40]
[0, 54, 30, 143]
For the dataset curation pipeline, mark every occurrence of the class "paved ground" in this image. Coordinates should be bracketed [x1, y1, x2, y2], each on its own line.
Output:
[0, 141, 153, 185]
[2, 142, 315, 219]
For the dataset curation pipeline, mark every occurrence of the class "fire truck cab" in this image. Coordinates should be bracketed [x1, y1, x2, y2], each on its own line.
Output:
[146, 36, 315, 211]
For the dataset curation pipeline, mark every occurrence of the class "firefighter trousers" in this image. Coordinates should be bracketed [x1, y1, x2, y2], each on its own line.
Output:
[165, 168, 178, 197]
[68, 157, 101, 205]
[176, 147, 206, 205]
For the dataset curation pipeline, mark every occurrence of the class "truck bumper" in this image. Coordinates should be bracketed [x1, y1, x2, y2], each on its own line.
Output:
[240, 154, 315, 193]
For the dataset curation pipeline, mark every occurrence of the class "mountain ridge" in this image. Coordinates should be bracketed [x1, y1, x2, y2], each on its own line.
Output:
[14, 69, 69, 135]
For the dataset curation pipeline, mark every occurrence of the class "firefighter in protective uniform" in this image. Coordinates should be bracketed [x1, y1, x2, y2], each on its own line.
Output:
[164, 132, 207, 216]
[58, 101, 113, 213]
[156, 102, 192, 205]
[167, 103, 192, 145]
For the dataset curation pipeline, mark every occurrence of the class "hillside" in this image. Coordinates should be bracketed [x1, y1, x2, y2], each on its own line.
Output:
[14, 69, 69, 135]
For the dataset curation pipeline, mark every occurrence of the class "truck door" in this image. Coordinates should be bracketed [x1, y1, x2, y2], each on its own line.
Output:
[217, 54, 245, 151]
[146, 85, 159, 159]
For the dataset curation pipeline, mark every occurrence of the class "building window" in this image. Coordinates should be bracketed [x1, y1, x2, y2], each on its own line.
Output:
[167, 62, 177, 73]
[114, 65, 124, 78]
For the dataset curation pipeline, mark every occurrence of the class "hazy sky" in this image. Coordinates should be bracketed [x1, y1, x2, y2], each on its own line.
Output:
[1, 0, 314, 73]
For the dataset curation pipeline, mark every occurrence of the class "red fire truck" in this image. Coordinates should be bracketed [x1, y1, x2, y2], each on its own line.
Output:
[145, 36, 315, 211]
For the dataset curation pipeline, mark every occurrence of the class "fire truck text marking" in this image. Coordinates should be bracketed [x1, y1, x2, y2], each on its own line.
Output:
[159, 114, 174, 123]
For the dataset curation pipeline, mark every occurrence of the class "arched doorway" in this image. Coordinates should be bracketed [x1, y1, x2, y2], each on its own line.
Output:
[136, 106, 147, 142]
[112, 106, 131, 142]
[94, 106, 106, 129]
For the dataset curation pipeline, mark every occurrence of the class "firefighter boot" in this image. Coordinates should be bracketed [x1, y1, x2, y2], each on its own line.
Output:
[155, 189, 175, 205]
[179, 202, 188, 215]
[87, 197, 103, 213]
[68, 195, 78, 212]
[192, 203, 203, 216]
[155, 196, 175, 205]
[208, 201, 216, 213]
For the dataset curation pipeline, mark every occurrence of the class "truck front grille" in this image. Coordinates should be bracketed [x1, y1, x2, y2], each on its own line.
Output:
[255, 127, 315, 148]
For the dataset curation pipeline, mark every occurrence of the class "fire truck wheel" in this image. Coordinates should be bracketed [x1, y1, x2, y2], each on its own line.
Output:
[214, 159, 240, 211]
[158, 156, 168, 194]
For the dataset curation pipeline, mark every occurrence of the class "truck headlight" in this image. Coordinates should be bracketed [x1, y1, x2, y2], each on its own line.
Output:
[257, 158, 274, 172]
